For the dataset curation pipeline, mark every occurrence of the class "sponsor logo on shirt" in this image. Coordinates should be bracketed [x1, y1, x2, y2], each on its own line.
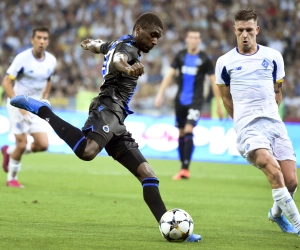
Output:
[181, 66, 197, 75]
[195, 58, 203, 66]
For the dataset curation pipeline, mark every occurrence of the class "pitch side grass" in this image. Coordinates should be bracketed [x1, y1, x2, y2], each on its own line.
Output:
[0, 153, 299, 250]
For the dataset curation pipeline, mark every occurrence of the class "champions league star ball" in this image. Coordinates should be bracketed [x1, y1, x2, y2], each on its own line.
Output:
[159, 208, 194, 242]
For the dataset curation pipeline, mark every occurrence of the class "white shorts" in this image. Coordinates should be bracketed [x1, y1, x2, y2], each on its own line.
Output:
[236, 117, 296, 167]
[6, 101, 48, 135]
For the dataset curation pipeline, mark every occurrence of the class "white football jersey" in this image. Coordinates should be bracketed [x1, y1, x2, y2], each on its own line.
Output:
[6, 48, 57, 99]
[215, 45, 284, 132]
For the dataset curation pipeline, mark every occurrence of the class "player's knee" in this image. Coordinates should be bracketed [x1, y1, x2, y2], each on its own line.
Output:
[39, 145, 48, 152]
[286, 180, 298, 193]
[35, 143, 48, 152]
[252, 150, 273, 168]
[137, 162, 157, 179]
[80, 150, 97, 161]
[80, 146, 103, 161]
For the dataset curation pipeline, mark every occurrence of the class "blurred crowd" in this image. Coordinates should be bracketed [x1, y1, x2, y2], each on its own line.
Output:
[1, 0, 300, 120]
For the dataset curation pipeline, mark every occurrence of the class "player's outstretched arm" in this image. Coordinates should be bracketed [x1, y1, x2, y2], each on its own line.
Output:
[218, 85, 233, 118]
[113, 52, 144, 77]
[154, 68, 175, 108]
[274, 81, 283, 107]
[80, 39, 104, 54]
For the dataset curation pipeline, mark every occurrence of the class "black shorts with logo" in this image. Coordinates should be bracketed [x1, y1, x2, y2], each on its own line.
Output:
[175, 100, 201, 128]
[82, 96, 141, 161]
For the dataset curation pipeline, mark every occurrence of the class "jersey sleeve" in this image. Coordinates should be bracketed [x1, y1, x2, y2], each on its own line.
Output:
[273, 51, 285, 84]
[115, 42, 138, 63]
[6, 54, 24, 80]
[100, 41, 113, 55]
[215, 56, 230, 87]
[170, 52, 181, 69]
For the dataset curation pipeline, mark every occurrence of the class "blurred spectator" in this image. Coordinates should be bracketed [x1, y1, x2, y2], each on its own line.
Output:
[0, 0, 300, 120]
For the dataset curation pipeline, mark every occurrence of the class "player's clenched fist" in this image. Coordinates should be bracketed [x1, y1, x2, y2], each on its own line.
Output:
[126, 62, 145, 77]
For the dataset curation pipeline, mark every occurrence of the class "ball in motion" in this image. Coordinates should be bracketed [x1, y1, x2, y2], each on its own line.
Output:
[159, 208, 194, 242]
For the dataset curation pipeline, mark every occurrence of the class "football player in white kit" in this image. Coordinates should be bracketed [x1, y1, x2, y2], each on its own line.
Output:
[1, 27, 56, 188]
[215, 8, 300, 235]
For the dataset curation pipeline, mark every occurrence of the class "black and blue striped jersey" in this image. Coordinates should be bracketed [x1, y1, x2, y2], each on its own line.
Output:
[171, 49, 214, 106]
[98, 34, 141, 114]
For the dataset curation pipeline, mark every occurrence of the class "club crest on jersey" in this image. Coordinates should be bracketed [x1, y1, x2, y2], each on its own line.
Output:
[262, 59, 269, 69]
[103, 125, 110, 133]
[195, 58, 203, 66]
[236, 66, 242, 70]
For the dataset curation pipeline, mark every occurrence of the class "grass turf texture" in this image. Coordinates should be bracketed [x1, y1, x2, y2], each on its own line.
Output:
[0, 153, 300, 250]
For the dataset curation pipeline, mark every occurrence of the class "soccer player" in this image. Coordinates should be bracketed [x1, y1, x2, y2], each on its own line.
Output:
[1, 27, 56, 188]
[154, 28, 223, 180]
[10, 13, 201, 242]
[215, 8, 300, 234]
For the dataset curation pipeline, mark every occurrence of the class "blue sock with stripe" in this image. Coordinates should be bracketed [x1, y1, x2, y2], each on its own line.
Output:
[142, 177, 167, 222]
[38, 106, 87, 158]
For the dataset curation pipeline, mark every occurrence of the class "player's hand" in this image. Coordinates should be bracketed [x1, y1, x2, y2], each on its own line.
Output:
[19, 109, 33, 122]
[126, 62, 145, 77]
[81, 39, 103, 53]
[154, 94, 163, 108]
[80, 39, 92, 50]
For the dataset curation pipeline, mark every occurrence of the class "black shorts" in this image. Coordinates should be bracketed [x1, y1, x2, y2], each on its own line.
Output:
[175, 101, 201, 128]
[82, 96, 141, 160]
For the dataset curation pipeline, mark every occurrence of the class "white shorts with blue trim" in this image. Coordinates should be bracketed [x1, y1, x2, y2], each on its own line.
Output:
[7, 99, 48, 135]
[236, 117, 296, 167]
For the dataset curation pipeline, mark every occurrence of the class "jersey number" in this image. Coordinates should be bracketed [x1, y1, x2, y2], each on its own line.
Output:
[187, 109, 200, 121]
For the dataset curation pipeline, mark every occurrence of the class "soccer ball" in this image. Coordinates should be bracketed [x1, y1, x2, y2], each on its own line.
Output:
[159, 208, 194, 242]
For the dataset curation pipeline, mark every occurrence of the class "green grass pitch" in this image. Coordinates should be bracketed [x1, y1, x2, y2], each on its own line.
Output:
[0, 153, 300, 250]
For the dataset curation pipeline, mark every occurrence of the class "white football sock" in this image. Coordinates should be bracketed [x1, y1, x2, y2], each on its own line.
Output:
[271, 188, 297, 217]
[7, 158, 21, 181]
[273, 187, 300, 231]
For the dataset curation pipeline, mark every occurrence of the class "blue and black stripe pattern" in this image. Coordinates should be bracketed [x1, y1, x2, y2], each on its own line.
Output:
[142, 177, 159, 188]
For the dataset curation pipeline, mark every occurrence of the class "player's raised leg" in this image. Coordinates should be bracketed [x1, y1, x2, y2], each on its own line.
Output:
[10, 95, 102, 161]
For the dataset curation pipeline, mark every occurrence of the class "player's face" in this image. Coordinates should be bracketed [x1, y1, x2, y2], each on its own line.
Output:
[234, 19, 260, 54]
[185, 31, 201, 51]
[31, 31, 49, 54]
[135, 25, 163, 53]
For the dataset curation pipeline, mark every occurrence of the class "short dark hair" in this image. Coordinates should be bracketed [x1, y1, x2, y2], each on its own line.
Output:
[133, 12, 163, 32]
[234, 7, 257, 22]
[32, 27, 50, 38]
[186, 27, 201, 35]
